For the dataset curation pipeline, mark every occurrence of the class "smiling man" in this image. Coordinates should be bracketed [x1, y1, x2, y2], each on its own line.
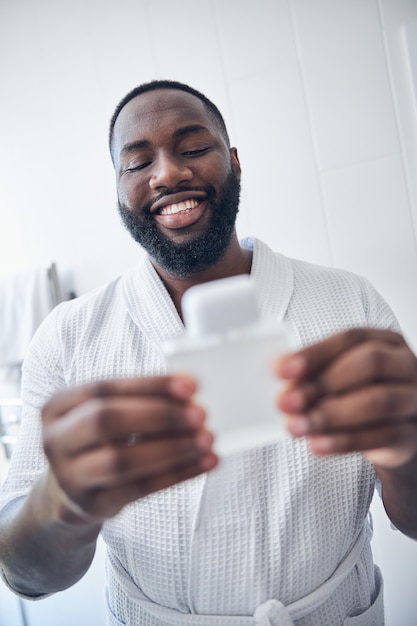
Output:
[113, 84, 251, 287]
[1, 80, 417, 626]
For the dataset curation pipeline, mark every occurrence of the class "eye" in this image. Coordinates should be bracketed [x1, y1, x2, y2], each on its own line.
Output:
[182, 147, 210, 157]
[125, 161, 151, 173]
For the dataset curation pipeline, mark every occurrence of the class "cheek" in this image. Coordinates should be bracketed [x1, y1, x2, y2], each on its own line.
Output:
[201, 156, 233, 189]
[117, 176, 147, 209]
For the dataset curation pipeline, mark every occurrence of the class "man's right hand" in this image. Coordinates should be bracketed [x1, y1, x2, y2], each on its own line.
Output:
[41, 375, 218, 523]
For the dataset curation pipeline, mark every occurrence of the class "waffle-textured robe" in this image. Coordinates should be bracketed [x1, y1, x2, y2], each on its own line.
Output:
[0, 238, 399, 625]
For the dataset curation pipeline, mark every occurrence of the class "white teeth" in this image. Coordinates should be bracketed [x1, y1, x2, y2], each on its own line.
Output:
[160, 199, 199, 215]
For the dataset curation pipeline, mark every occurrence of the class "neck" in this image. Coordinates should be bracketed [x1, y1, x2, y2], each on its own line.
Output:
[151, 233, 253, 319]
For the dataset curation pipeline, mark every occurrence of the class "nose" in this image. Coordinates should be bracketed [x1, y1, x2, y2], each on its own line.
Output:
[149, 152, 193, 190]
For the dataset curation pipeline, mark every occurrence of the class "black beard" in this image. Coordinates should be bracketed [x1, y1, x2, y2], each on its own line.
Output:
[118, 168, 241, 278]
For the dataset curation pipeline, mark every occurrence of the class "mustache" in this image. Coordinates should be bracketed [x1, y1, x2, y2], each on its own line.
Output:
[141, 185, 215, 217]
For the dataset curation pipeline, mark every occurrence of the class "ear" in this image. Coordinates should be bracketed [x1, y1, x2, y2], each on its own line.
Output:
[230, 147, 241, 180]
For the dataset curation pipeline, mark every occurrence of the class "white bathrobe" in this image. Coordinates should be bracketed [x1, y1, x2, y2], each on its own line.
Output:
[0, 239, 399, 625]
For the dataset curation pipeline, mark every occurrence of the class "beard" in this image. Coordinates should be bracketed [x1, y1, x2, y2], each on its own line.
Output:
[118, 168, 241, 278]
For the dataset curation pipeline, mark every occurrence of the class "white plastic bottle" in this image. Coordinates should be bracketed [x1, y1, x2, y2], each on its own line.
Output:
[163, 274, 296, 456]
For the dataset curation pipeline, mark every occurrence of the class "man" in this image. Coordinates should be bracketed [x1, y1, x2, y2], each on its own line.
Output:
[1, 79, 417, 625]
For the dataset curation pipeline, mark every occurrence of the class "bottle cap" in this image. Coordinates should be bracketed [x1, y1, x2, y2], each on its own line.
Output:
[182, 275, 259, 337]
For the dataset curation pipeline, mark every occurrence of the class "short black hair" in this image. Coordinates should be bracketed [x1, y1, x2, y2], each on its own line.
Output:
[108, 79, 230, 162]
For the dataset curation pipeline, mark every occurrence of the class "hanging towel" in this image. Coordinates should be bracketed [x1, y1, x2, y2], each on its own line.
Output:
[0, 265, 61, 367]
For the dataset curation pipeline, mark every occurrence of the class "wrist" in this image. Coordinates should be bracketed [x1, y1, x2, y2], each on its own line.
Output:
[41, 470, 103, 533]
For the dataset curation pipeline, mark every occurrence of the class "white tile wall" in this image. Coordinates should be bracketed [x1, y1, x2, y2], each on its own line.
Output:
[145, 0, 229, 106]
[291, 0, 400, 170]
[379, 0, 417, 236]
[321, 153, 417, 347]
[229, 65, 332, 266]
[85, 0, 156, 105]
[1, 1, 417, 625]
[213, 0, 296, 82]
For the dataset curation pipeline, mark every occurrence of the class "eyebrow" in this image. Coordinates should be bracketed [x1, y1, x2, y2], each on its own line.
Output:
[120, 124, 210, 156]
[172, 124, 210, 138]
[120, 139, 150, 156]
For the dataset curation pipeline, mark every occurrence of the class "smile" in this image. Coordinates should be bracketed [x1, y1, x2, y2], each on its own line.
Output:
[159, 199, 199, 216]
[154, 196, 208, 231]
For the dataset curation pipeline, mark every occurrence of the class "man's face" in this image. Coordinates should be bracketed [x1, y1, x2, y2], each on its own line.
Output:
[113, 89, 241, 277]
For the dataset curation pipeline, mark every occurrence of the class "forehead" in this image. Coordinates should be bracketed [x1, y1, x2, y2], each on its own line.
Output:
[113, 89, 218, 151]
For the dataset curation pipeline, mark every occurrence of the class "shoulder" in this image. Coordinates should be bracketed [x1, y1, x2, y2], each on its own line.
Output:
[56, 274, 124, 322]
[24, 272, 128, 361]
[250, 239, 400, 341]
[289, 256, 392, 315]
[290, 257, 399, 336]
[289, 255, 369, 291]
[251, 237, 376, 299]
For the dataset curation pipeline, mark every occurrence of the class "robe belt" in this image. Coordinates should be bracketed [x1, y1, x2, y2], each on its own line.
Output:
[108, 525, 368, 626]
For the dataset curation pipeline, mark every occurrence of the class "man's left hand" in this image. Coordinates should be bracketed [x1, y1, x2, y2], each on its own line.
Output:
[277, 328, 417, 470]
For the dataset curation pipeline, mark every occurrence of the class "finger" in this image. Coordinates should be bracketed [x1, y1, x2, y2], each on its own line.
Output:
[278, 336, 416, 413]
[307, 419, 417, 461]
[327, 341, 417, 387]
[44, 396, 206, 456]
[277, 328, 404, 382]
[124, 450, 218, 498]
[63, 429, 215, 490]
[75, 451, 218, 520]
[285, 384, 417, 436]
[42, 375, 198, 422]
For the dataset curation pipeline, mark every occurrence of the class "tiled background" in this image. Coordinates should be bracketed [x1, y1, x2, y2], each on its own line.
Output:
[1, 0, 417, 624]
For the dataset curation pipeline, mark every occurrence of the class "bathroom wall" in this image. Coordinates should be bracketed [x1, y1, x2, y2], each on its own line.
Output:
[1, 1, 417, 624]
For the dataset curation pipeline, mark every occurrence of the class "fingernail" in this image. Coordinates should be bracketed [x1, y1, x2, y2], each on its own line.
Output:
[185, 405, 205, 427]
[195, 430, 213, 451]
[278, 356, 305, 379]
[310, 436, 334, 454]
[280, 389, 305, 412]
[287, 415, 310, 436]
[200, 452, 218, 471]
[169, 376, 196, 398]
